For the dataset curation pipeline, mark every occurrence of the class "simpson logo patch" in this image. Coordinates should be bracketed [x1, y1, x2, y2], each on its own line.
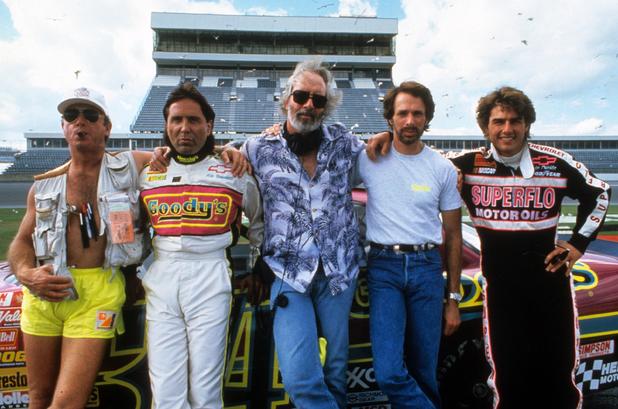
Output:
[95, 311, 117, 330]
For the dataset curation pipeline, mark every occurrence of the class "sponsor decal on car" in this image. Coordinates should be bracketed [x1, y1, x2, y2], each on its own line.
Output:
[0, 391, 28, 408]
[347, 389, 389, 404]
[0, 294, 13, 309]
[577, 359, 618, 391]
[0, 309, 20, 328]
[347, 367, 376, 389]
[86, 386, 100, 408]
[580, 340, 615, 359]
[0, 351, 25, 368]
[0, 368, 27, 391]
[0, 330, 18, 352]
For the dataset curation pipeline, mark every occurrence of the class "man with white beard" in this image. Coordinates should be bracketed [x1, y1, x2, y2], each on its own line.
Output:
[242, 59, 364, 409]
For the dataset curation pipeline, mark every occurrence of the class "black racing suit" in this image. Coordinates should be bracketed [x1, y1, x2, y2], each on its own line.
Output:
[450, 143, 611, 409]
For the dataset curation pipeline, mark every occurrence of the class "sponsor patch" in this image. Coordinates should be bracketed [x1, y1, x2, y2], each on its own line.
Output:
[534, 171, 560, 177]
[208, 164, 233, 174]
[532, 155, 558, 166]
[0, 330, 18, 352]
[580, 340, 614, 359]
[476, 167, 496, 175]
[95, 311, 117, 330]
[473, 154, 495, 168]
[147, 174, 167, 182]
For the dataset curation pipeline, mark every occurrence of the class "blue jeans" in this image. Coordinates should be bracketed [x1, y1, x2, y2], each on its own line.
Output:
[368, 247, 444, 409]
[270, 271, 356, 409]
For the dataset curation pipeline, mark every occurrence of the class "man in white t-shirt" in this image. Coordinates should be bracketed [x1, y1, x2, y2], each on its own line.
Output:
[356, 81, 462, 409]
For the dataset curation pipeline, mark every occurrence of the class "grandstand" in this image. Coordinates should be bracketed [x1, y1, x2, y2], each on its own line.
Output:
[0, 147, 18, 163]
[131, 12, 398, 136]
[4, 12, 618, 181]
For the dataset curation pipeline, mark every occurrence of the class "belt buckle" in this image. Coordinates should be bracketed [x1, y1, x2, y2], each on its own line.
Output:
[393, 244, 402, 254]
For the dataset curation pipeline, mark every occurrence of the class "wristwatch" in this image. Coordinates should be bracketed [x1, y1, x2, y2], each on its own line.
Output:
[448, 292, 463, 304]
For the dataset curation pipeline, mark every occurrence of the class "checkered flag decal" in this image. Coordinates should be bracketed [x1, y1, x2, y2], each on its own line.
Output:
[576, 360, 603, 392]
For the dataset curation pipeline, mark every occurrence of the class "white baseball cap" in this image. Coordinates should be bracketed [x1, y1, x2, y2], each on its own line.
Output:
[57, 86, 109, 117]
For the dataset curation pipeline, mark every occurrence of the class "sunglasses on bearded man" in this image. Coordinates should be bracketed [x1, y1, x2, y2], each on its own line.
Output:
[291, 90, 328, 109]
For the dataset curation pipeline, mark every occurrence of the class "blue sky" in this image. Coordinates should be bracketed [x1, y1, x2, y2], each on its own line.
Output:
[0, 0, 617, 150]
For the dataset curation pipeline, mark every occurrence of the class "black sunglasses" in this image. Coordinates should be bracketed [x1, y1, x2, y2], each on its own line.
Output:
[63, 108, 101, 123]
[291, 90, 328, 109]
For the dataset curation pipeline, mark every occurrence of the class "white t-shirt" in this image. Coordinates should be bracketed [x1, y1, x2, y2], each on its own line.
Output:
[357, 144, 461, 245]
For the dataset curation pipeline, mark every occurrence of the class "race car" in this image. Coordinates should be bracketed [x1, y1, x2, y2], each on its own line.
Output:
[0, 190, 616, 408]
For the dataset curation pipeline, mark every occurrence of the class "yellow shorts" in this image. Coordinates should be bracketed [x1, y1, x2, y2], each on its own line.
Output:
[21, 267, 126, 339]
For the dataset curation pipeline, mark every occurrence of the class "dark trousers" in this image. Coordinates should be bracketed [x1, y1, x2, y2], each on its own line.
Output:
[483, 260, 582, 409]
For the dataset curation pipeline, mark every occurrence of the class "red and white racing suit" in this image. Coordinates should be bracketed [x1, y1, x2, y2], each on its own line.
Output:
[139, 154, 263, 409]
[450, 144, 611, 409]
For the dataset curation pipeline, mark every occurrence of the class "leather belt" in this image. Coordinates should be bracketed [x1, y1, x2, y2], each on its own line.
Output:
[369, 242, 437, 253]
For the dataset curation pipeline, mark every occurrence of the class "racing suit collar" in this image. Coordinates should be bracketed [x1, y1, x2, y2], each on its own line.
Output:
[490, 143, 534, 179]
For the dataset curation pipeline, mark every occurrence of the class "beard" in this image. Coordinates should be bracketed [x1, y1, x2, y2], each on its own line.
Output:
[395, 125, 424, 145]
[287, 107, 323, 134]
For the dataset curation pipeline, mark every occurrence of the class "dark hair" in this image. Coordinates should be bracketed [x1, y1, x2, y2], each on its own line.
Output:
[163, 82, 215, 123]
[382, 81, 435, 131]
[163, 82, 216, 153]
[476, 86, 536, 138]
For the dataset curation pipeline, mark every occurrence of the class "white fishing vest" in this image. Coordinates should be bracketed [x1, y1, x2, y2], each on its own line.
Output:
[32, 151, 144, 277]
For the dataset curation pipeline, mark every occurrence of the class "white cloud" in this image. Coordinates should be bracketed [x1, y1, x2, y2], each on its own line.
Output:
[0, 0, 616, 151]
[394, 0, 618, 134]
[338, 0, 377, 17]
[245, 6, 288, 16]
[571, 118, 605, 134]
[0, 0, 249, 149]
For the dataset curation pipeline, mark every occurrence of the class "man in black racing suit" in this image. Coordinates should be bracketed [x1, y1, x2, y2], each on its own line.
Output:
[449, 86, 611, 409]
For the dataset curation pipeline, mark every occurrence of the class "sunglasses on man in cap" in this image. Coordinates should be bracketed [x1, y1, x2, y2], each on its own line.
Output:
[62, 107, 102, 123]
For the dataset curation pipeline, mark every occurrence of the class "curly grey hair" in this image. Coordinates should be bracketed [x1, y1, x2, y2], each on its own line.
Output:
[280, 58, 342, 119]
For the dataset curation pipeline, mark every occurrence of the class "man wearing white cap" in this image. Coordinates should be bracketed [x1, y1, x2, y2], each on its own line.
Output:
[8, 86, 155, 409]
